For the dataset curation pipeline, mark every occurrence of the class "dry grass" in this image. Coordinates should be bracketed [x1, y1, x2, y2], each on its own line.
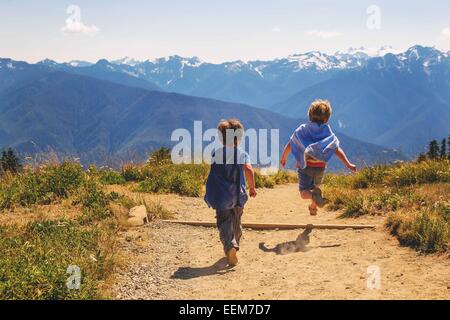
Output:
[0, 161, 134, 299]
[323, 160, 450, 253]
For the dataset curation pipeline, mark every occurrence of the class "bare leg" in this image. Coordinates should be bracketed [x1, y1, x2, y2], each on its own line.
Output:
[300, 190, 313, 200]
[300, 190, 318, 214]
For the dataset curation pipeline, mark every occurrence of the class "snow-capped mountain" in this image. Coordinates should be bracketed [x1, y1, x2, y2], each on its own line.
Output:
[86, 46, 395, 79]
[335, 45, 400, 58]
[2, 45, 448, 161]
[111, 57, 143, 67]
[31, 45, 450, 109]
[0, 59, 19, 69]
[67, 60, 93, 67]
[365, 45, 449, 71]
[273, 45, 450, 155]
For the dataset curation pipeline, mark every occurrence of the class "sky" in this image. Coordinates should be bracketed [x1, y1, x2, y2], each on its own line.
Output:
[1, 0, 450, 63]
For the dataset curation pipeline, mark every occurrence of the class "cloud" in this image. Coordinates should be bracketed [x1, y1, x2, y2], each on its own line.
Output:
[307, 30, 341, 39]
[271, 27, 281, 33]
[61, 21, 100, 36]
[441, 28, 450, 38]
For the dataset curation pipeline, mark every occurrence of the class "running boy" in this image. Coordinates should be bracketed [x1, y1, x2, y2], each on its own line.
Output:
[204, 119, 257, 266]
[280, 99, 356, 215]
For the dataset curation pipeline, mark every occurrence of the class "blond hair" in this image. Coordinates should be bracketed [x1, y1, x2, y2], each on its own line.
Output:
[217, 118, 244, 146]
[308, 99, 332, 124]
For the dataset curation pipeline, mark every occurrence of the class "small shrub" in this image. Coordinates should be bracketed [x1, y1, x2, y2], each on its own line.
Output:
[43, 162, 85, 197]
[387, 160, 450, 187]
[75, 180, 111, 224]
[122, 165, 142, 182]
[273, 170, 297, 185]
[99, 170, 126, 185]
[351, 166, 387, 189]
[142, 200, 174, 220]
[138, 171, 202, 197]
[0, 162, 85, 210]
[387, 210, 449, 253]
[254, 169, 295, 189]
[254, 171, 275, 188]
[147, 147, 171, 166]
[110, 193, 137, 210]
[137, 163, 208, 197]
[339, 191, 370, 217]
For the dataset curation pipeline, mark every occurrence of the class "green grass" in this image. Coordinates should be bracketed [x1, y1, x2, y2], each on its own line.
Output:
[122, 165, 143, 182]
[0, 162, 85, 210]
[98, 170, 126, 185]
[74, 180, 112, 224]
[136, 163, 208, 197]
[387, 207, 449, 253]
[323, 160, 450, 253]
[0, 162, 118, 299]
[90, 148, 298, 197]
[324, 160, 450, 190]
[0, 219, 116, 299]
[254, 169, 296, 189]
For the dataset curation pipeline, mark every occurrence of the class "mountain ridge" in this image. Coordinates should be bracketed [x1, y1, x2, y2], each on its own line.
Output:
[273, 46, 450, 155]
[0, 69, 404, 170]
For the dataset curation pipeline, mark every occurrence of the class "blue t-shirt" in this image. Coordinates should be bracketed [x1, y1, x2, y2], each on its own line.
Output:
[204, 146, 250, 211]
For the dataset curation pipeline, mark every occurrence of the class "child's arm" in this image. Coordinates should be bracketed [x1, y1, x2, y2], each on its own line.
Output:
[243, 163, 257, 197]
[335, 147, 357, 172]
[280, 143, 291, 167]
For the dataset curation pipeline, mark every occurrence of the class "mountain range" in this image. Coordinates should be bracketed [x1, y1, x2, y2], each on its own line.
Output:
[0, 60, 403, 170]
[274, 46, 450, 155]
[31, 45, 449, 156]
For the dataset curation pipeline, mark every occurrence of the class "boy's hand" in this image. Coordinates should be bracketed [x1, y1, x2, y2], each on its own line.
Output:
[249, 188, 257, 198]
[347, 163, 357, 172]
[280, 158, 286, 167]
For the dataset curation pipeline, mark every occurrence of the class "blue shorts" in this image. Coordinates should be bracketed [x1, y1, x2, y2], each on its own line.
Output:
[298, 167, 325, 191]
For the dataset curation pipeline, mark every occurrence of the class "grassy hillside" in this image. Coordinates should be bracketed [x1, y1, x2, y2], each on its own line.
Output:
[0, 162, 119, 299]
[323, 160, 450, 253]
[0, 149, 296, 299]
[1, 146, 446, 299]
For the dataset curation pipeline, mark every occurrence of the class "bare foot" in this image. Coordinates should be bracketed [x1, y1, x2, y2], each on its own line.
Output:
[226, 248, 238, 266]
[308, 204, 318, 216]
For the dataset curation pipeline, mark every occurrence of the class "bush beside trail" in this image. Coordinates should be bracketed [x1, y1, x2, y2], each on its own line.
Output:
[323, 160, 449, 253]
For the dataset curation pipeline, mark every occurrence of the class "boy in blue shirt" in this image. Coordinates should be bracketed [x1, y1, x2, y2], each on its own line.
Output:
[280, 100, 356, 215]
[204, 119, 257, 267]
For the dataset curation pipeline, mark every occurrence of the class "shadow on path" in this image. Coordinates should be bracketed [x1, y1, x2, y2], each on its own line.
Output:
[259, 227, 341, 255]
[171, 257, 234, 280]
[259, 228, 312, 255]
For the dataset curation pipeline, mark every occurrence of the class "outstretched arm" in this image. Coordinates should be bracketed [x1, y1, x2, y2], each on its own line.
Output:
[244, 163, 257, 197]
[280, 143, 291, 167]
[335, 147, 357, 172]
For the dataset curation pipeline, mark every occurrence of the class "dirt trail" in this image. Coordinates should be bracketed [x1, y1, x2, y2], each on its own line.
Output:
[112, 184, 450, 300]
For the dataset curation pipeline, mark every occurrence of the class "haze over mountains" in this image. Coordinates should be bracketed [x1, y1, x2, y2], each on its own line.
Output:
[1, 44, 447, 167]
[32, 45, 450, 155]
[0, 57, 403, 170]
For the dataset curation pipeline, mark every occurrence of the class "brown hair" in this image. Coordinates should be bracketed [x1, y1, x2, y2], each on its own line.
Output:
[308, 99, 332, 124]
[217, 118, 244, 146]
